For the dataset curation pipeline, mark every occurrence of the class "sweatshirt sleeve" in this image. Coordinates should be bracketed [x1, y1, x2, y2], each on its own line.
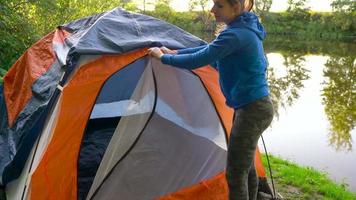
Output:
[161, 30, 240, 70]
[177, 45, 207, 54]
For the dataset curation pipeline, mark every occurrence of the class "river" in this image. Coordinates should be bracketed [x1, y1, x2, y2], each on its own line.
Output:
[257, 38, 356, 192]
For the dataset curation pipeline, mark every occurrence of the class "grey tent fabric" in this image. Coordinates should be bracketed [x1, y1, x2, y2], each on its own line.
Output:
[91, 114, 227, 200]
[63, 8, 206, 55]
[152, 59, 227, 150]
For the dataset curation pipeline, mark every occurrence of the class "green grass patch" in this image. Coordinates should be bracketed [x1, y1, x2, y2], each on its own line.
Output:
[261, 154, 356, 200]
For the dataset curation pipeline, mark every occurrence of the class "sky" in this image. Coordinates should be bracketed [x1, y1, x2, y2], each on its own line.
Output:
[169, 0, 333, 12]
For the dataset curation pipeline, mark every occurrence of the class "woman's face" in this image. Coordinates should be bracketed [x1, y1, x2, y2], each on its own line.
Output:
[210, 0, 240, 24]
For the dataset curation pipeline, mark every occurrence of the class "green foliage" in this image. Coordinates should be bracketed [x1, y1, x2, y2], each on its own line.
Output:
[262, 11, 356, 42]
[17, 0, 138, 36]
[188, 0, 214, 31]
[145, 0, 215, 34]
[287, 0, 310, 12]
[331, 0, 356, 13]
[189, 0, 209, 10]
[262, 154, 356, 200]
[260, 0, 355, 41]
[0, 0, 39, 70]
[332, 11, 356, 32]
[254, 0, 273, 13]
[253, 0, 272, 19]
[151, 0, 174, 19]
[0, 68, 7, 84]
[264, 36, 356, 57]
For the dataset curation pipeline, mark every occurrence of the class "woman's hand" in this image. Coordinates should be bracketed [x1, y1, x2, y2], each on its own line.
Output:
[148, 47, 164, 59]
[160, 46, 177, 54]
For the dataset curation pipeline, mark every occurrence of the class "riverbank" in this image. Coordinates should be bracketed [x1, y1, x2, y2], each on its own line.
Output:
[261, 12, 356, 43]
[261, 154, 356, 200]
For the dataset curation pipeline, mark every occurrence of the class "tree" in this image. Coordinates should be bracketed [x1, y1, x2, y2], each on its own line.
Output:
[8, 0, 138, 36]
[189, 0, 214, 31]
[254, 0, 272, 16]
[286, 0, 311, 21]
[287, 0, 310, 12]
[330, 0, 356, 32]
[119, 0, 138, 11]
[155, 0, 172, 8]
[0, 0, 39, 71]
[189, 0, 209, 11]
[153, 0, 173, 18]
[331, 0, 356, 13]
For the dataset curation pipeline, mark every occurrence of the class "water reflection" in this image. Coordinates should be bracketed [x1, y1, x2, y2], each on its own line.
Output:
[266, 52, 355, 151]
[264, 36, 355, 151]
[267, 53, 310, 118]
[260, 54, 356, 192]
[322, 56, 356, 151]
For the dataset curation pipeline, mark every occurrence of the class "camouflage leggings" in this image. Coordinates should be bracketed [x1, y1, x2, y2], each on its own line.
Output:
[226, 96, 274, 200]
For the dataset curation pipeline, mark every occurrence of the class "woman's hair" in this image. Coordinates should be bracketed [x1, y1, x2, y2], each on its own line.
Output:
[227, 0, 254, 12]
[214, 0, 254, 35]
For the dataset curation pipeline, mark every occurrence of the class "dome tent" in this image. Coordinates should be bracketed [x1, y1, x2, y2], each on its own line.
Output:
[0, 8, 272, 200]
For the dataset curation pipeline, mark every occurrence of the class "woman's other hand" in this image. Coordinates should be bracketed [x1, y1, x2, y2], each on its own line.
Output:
[148, 47, 164, 59]
[160, 46, 177, 54]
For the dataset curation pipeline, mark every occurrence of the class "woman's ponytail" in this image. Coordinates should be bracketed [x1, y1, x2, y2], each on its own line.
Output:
[244, 0, 254, 11]
[227, 0, 254, 11]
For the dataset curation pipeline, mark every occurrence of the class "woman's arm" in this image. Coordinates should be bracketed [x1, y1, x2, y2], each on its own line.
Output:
[176, 45, 207, 54]
[161, 31, 240, 70]
[179, 46, 218, 70]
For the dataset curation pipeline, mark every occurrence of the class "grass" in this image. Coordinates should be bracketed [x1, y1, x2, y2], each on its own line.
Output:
[261, 154, 356, 200]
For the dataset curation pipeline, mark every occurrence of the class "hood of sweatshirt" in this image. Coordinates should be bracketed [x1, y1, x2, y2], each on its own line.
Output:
[227, 12, 266, 40]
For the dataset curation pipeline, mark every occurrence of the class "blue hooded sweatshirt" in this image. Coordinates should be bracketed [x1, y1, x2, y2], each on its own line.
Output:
[161, 12, 269, 109]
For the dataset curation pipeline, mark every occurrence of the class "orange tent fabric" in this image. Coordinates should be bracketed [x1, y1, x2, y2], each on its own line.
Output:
[3, 29, 70, 127]
[158, 172, 228, 200]
[30, 49, 147, 200]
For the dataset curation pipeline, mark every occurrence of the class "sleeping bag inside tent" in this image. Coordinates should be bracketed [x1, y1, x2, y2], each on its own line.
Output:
[0, 7, 272, 200]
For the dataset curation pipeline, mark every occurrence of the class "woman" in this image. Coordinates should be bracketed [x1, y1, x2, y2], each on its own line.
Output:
[148, 0, 274, 199]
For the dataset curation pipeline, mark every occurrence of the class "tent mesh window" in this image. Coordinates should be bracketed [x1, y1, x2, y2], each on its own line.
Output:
[77, 57, 148, 200]
[86, 59, 227, 200]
